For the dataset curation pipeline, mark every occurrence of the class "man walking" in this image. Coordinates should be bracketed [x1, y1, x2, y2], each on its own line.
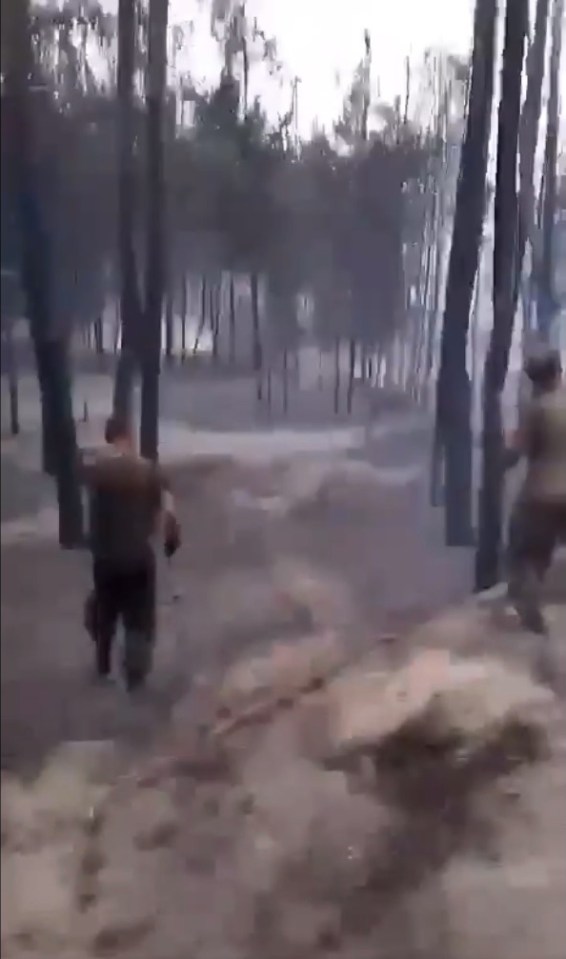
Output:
[506, 348, 566, 636]
[81, 414, 180, 690]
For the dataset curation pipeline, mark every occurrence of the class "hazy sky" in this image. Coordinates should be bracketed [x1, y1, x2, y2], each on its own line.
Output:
[98, 0, 563, 139]
[167, 0, 476, 134]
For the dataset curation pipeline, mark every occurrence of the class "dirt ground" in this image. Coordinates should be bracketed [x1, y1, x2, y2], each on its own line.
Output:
[1, 451, 473, 773]
[2, 447, 566, 959]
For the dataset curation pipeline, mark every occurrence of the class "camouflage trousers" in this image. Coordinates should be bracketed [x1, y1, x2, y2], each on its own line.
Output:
[506, 497, 566, 634]
[86, 556, 157, 689]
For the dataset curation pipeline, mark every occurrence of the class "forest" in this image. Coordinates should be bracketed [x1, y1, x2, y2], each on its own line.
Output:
[1, 0, 565, 590]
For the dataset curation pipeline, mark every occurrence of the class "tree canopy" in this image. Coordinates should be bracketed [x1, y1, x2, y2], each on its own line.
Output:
[1, 2, 448, 359]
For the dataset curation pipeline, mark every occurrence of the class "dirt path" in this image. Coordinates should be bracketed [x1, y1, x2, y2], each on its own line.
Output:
[1, 446, 471, 774]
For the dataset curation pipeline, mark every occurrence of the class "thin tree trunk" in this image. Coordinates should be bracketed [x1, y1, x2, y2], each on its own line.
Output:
[282, 348, 289, 412]
[317, 349, 324, 389]
[412, 207, 436, 399]
[436, 0, 498, 546]
[250, 271, 262, 401]
[470, 263, 482, 414]
[113, 299, 120, 352]
[113, 0, 142, 421]
[180, 273, 187, 359]
[93, 314, 104, 354]
[164, 281, 174, 362]
[140, 0, 169, 461]
[210, 278, 220, 362]
[513, 0, 549, 318]
[228, 273, 236, 364]
[3, 324, 20, 435]
[333, 336, 341, 414]
[475, 0, 528, 591]
[346, 338, 356, 414]
[192, 275, 207, 354]
[537, 0, 563, 342]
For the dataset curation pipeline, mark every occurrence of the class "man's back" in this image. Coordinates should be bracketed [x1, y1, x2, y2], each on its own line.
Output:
[84, 447, 165, 567]
[524, 385, 566, 503]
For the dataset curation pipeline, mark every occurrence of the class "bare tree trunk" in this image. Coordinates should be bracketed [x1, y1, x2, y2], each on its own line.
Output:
[470, 264, 482, 412]
[210, 278, 220, 362]
[346, 338, 356, 414]
[3, 323, 20, 435]
[282, 348, 289, 412]
[436, 0, 498, 546]
[140, 0, 169, 461]
[180, 273, 187, 359]
[513, 0, 549, 318]
[250, 271, 262, 401]
[228, 273, 236, 364]
[3, 0, 83, 546]
[113, 0, 142, 421]
[164, 281, 174, 362]
[192, 275, 207, 354]
[113, 299, 120, 352]
[333, 336, 341, 414]
[537, 0, 563, 342]
[93, 314, 104, 354]
[475, 0, 528, 591]
[425, 207, 445, 385]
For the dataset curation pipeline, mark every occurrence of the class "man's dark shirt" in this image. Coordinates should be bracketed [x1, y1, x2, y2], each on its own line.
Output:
[519, 385, 566, 504]
[81, 447, 169, 568]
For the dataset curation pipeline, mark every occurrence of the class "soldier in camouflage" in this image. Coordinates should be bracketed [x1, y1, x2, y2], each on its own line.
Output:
[505, 348, 566, 636]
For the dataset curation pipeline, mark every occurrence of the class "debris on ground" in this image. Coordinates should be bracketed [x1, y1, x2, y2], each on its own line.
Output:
[2, 603, 565, 959]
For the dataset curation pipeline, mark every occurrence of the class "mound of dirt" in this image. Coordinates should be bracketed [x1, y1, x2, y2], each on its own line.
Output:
[2, 608, 565, 959]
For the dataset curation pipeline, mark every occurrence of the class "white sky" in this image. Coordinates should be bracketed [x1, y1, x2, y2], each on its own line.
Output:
[98, 0, 563, 140]
[167, 0, 476, 134]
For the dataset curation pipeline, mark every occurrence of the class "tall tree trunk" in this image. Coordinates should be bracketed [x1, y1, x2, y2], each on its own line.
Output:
[113, 0, 142, 421]
[3, 0, 83, 546]
[140, 0, 169, 461]
[475, 0, 528, 591]
[164, 281, 174, 362]
[210, 278, 220, 362]
[162, 93, 176, 366]
[333, 336, 341, 414]
[192, 275, 207, 354]
[435, 0, 498, 546]
[250, 271, 262, 400]
[470, 264, 482, 410]
[346, 338, 356, 414]
[282, 348, 289, 413]
[180, 273, 188, 359]
[93, 314, 104, 354]
[412, 212, 436, 399]
[537, 0, 563, 342]
[228, 273, 236, 364]
[3, 323, 20, 435]
[513, 0, 549, 318]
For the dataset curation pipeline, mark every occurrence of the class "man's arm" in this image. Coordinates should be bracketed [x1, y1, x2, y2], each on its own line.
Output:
[504, 404, 538, 471]
[154, 466, 181, 557]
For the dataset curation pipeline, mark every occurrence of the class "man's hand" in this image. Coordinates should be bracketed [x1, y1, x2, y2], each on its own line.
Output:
[163, 512, 181, 559]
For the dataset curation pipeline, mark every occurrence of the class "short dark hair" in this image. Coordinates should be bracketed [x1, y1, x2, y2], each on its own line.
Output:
[104, 413, 131, 444]
[523, 348, 562, 390]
